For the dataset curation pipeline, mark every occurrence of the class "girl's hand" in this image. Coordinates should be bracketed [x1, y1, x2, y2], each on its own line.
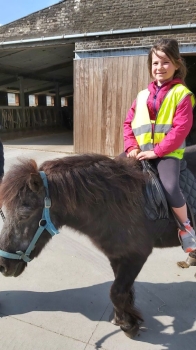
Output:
[136, 150, 157, 160]
[127, 149, 140, 158]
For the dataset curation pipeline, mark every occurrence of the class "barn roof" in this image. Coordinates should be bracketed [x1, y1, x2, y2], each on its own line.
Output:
[0, 0, 195, 98]
[0, 0, 195, 42]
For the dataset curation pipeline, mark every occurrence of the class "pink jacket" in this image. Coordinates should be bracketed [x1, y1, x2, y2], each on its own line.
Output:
[124, 79, 194, 157]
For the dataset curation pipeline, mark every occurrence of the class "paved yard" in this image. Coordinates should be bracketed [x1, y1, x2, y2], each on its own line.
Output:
[0, 133, 195, 350]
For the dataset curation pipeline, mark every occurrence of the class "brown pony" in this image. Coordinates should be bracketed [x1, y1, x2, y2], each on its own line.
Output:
[0, 148, 195, 338]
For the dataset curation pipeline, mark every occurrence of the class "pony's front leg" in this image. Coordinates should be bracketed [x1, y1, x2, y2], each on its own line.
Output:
[109, 254, 148, 338]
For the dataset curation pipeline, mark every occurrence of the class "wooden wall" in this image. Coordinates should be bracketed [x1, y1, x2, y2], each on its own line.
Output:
[74, 55, 149, 156]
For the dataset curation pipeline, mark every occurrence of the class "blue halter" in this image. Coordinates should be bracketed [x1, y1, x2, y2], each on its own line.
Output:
[0, 171, 59, 263]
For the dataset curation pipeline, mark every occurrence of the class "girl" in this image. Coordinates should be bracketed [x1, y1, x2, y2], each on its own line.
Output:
[124, 38, 196, 253]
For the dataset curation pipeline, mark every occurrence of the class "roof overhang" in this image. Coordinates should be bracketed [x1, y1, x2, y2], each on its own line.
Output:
[0, 41, 74, 97]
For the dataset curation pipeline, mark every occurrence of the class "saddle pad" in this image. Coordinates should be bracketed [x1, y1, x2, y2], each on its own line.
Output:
[142, 162, 169, 221]
[143, 161, 196, 221]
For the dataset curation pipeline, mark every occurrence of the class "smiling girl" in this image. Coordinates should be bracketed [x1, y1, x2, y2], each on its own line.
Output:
[123, 38, 196, 253]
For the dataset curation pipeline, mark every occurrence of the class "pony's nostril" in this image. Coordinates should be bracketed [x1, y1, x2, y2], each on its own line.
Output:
[0, 265, 5, 274]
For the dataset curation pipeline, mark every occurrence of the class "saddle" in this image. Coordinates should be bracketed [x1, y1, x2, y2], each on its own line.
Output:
[142, 160, 196, 229]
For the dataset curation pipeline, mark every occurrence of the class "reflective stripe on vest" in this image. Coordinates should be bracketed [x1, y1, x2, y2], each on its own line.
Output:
[132, 84, 195, 159]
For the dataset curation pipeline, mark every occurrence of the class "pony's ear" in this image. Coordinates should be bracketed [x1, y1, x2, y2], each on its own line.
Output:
[28, 173, 43, 193]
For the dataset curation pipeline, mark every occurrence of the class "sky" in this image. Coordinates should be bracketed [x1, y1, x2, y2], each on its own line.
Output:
[0, 0, 60, 25]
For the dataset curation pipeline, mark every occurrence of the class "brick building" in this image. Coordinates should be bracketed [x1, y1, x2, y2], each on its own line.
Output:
[0, 0, 196, 155]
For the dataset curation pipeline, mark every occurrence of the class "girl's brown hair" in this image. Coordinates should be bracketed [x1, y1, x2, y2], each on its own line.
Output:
[147, 38, 187, 82]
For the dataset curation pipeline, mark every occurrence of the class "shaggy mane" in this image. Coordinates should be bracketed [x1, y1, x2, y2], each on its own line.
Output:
[0, 159, 38, 209]
[0, 154, 145, 223]
[39, 154, 145, 224]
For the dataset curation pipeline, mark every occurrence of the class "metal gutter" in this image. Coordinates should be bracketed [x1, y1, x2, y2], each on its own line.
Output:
[0, 23, 196, 46]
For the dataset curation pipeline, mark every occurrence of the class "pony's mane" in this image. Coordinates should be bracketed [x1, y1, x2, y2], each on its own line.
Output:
[39, 154, 145, 223]
[0, 154, 145, 224]
[0, 158, 38, 209]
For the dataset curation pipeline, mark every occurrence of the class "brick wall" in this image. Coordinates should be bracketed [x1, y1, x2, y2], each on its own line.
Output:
[75, 30, 196, 51]
[0, 0, 196, 41]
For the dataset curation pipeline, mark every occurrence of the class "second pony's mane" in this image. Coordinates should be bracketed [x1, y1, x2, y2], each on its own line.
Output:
[0, 154, 145, 224]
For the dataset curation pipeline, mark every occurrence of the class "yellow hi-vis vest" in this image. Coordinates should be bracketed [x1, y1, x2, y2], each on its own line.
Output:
[131, 84, 195, 159]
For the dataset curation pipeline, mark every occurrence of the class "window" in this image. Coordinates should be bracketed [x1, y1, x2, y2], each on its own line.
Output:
[8, 93, 19, 106]
[61, 97, 68, 107]
[29, 95, 38, 106]
[46, 96, 54, 106]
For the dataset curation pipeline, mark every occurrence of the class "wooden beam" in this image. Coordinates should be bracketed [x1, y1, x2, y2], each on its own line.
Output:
[0, 64, 73, 83]
[24, 83, 65, 95]
[21, 73, 73, 84]
[0, 77, 18, 88]
[35, 61, 73, 75]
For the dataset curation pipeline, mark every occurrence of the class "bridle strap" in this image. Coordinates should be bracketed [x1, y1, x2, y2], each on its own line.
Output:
[0, 208, 5, 221]
[0, 171, 59, 263]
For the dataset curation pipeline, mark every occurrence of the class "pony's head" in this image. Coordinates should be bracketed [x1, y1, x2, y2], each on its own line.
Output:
[0, 159, 51, 277]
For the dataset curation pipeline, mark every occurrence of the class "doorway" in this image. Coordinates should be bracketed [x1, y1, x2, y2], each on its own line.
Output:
[184, 55, 196, 146]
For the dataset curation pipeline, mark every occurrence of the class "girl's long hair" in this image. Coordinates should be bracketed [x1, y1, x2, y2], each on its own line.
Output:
[148, 38, 187, 82]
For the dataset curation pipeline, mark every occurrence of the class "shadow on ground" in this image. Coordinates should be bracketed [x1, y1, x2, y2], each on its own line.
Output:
[0, 280, 195, 349]
[2, 130, 73, 146]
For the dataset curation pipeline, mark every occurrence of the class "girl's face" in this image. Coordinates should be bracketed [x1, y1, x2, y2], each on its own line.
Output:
[151, 50, 179, 86]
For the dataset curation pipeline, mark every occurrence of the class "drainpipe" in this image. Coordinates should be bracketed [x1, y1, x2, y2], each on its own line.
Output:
[0, 23, 196, 46]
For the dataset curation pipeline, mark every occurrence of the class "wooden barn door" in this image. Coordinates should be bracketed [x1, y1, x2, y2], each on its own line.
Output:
[74, 55, 149, 156]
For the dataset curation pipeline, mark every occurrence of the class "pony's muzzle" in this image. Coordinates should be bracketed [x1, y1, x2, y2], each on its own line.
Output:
[0, 260, 8, 276]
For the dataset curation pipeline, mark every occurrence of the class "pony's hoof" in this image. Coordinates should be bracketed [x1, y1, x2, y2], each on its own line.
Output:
[177, 253, 196, 268]
[109, 310, 120, 326]
[189, 251, 196, 262]
[110, 318, 119, 326]
[186, 254, 196, 266]
[177, 260, 190, 268]
[122, 324, 139, 338]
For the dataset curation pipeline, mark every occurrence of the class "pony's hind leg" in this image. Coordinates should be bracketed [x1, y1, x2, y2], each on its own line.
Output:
[109, 253, 149, 338]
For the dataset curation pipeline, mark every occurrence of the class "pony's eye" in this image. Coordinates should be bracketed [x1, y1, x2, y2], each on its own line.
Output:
[17, 207, 32, 221]
[19, 216, 28, 221]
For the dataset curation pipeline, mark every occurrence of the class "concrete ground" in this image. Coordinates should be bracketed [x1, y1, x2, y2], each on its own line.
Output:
[0, 132, 196, 350]
[2, 129, 74, 154]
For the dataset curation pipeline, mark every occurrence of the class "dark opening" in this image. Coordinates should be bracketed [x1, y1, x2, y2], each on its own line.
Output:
[184, 56, 196, 146]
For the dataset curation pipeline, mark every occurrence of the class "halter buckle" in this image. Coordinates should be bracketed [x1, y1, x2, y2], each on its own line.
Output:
[44, 197, 51, 208]
[16, 250, 31, 262]
[39, 219, 47, 227]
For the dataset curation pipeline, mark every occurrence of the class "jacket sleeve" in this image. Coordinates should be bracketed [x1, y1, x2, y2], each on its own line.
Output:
[154, 95, 193, 157]
[0, 140, 4, 181]
[123, 100, 139, 152]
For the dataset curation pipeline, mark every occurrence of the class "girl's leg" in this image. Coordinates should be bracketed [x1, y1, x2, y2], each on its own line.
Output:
[155, 157, 185, 209]
[155, 158, 196, 252]
[172, 203, 187, 223]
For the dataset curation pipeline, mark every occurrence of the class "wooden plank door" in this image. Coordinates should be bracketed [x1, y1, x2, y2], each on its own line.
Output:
[74, 55, 149, 156]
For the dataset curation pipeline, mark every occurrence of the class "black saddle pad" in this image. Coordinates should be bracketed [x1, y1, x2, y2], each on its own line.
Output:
[142, 160, 196, 221]
[142, 161, 169, 221]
